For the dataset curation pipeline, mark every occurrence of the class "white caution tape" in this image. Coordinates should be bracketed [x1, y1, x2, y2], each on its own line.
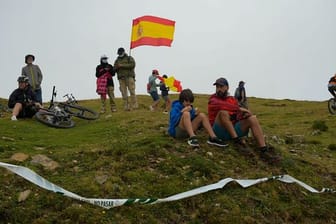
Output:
[0, 162, 334, 209]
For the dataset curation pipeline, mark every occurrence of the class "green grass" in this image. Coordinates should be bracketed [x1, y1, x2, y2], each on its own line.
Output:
[0, 95, 335, 223]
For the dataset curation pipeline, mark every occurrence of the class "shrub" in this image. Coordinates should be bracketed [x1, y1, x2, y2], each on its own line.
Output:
[311, 120, 328, 132]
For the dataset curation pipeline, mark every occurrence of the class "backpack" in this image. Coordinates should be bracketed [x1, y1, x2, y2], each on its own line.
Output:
[147, 83, 151, 93]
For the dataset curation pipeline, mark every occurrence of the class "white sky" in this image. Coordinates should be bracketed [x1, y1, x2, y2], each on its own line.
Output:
[1, 0, 335, 102]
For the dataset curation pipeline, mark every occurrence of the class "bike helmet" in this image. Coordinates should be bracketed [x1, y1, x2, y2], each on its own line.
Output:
[17, 76, 29, 83]
[100, 54, 108, 59]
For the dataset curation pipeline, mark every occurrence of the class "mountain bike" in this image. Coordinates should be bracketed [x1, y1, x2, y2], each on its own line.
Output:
[58, 93, 99, 120]
[35, 86, 99, 128]
[328, 98, 336, 115]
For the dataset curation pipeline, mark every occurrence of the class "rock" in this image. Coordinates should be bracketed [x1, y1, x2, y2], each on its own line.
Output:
[18, 189, 31, 202]
[31, 154, 60, 171]
[95, 174, 108, 185]
[2, 136, 15, 141]
[206, 151, 213, 157]
[11, 153, 29, 162]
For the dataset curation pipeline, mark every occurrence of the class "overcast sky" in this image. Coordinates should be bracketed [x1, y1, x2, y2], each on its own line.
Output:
[1, 0, 335, 102]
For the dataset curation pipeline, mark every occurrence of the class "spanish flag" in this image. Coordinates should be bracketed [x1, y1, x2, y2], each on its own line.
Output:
[163, 76, 182, 92]
[130, 15, 175, 49]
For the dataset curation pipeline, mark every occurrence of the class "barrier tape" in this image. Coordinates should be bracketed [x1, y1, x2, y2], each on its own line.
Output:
[0, 162, 334, 209]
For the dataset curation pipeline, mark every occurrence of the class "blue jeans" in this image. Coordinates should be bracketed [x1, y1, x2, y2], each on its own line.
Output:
[34, 88, 42, 104]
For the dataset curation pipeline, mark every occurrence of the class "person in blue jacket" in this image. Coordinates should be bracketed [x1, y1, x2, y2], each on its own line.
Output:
[168, 88, 227, 148]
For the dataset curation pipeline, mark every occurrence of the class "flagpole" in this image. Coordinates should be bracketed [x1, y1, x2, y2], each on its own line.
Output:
[129, 18, 134, 57]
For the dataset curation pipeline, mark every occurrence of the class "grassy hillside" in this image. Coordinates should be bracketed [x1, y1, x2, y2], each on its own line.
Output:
[0, 95, 335, 224]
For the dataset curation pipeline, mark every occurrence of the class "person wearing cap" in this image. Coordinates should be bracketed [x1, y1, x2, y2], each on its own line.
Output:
[234, 80, 248, 109]
[208, 77, 281, 164]
[95, 54, 117, 113]
[148, 69, 161, 111]
[113, 47, 138, 111]
[168, 89, 228, 148]
[21, 54, 43, 104]
[8, 76, 42, 121]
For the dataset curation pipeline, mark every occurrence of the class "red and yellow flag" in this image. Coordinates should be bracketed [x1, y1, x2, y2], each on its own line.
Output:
[162, 76, 182, 92]
[130, 15, 175, 49]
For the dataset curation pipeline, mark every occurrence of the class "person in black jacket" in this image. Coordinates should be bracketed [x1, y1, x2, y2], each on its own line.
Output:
[96, 55, 116, 113]
[8, 76, 42, 121]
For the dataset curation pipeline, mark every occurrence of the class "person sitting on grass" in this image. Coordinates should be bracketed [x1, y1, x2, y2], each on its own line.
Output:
[208, 77, 281, 164]
[8, 76, 42, 121]
[168, 88, 228, 148]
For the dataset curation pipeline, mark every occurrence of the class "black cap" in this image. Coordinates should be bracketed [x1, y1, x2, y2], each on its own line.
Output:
[25, 54, 35, 63]
[117, 47, 125, 55]
[213, 78, 229, 86]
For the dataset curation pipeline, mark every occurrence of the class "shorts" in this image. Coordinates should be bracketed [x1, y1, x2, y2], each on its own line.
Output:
[18, 105, 38, 118]
[150, 91, 159, 101]
[174, 126, 189, 139]
[213, 122, 248, 141]
[162, 95, 169, 102]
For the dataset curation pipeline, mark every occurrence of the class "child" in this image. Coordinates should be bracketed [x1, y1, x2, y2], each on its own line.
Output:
[168, 89, 228, 148]
[159, 75, 171, 114]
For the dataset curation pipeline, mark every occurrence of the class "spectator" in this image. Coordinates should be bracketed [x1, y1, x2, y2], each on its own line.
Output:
[208, 77, 281, 163]
[96, 54, 117, 113]
[8, 76, 42, 121]
[168, 89, 228, 148]
[234, 80, 248, 108]
[113, 47, 138, 111]
[148, 69, 160, 111]
[21, 54, 43, 104]
[160, 74, 171, 114]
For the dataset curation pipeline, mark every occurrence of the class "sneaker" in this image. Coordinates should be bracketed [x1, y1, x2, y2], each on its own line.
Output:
[163, 110, 168, 114]
[207, 137, 228, 147]
[259, 146, 281, 164]
[11, 115, 17, 121]
[149, 105, 154, 111]
[111, 108, 117, 112]
[187, 136, 200, 148]
[233, 138, 254, 157]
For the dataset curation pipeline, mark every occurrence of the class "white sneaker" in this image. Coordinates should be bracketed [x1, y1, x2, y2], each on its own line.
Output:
[11, 115, 17, 121]
[149, 105, 154, 111]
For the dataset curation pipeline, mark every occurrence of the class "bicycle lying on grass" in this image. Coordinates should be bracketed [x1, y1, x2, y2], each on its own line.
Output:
[35, 86, 99, 128]
[328, 98, 336, 115]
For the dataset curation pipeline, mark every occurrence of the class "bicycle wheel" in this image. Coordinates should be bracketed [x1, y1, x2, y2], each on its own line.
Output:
[328, 98, 336, 115]
[35, 111, 75, 128]
[59, 103, 99, 120]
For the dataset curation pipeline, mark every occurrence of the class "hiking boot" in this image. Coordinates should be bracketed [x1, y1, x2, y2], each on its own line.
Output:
[187, 136, 200, 148]
[207, 137, 228, 147]
[233, 138, 254, 157]
[259, 145, 282, 164]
